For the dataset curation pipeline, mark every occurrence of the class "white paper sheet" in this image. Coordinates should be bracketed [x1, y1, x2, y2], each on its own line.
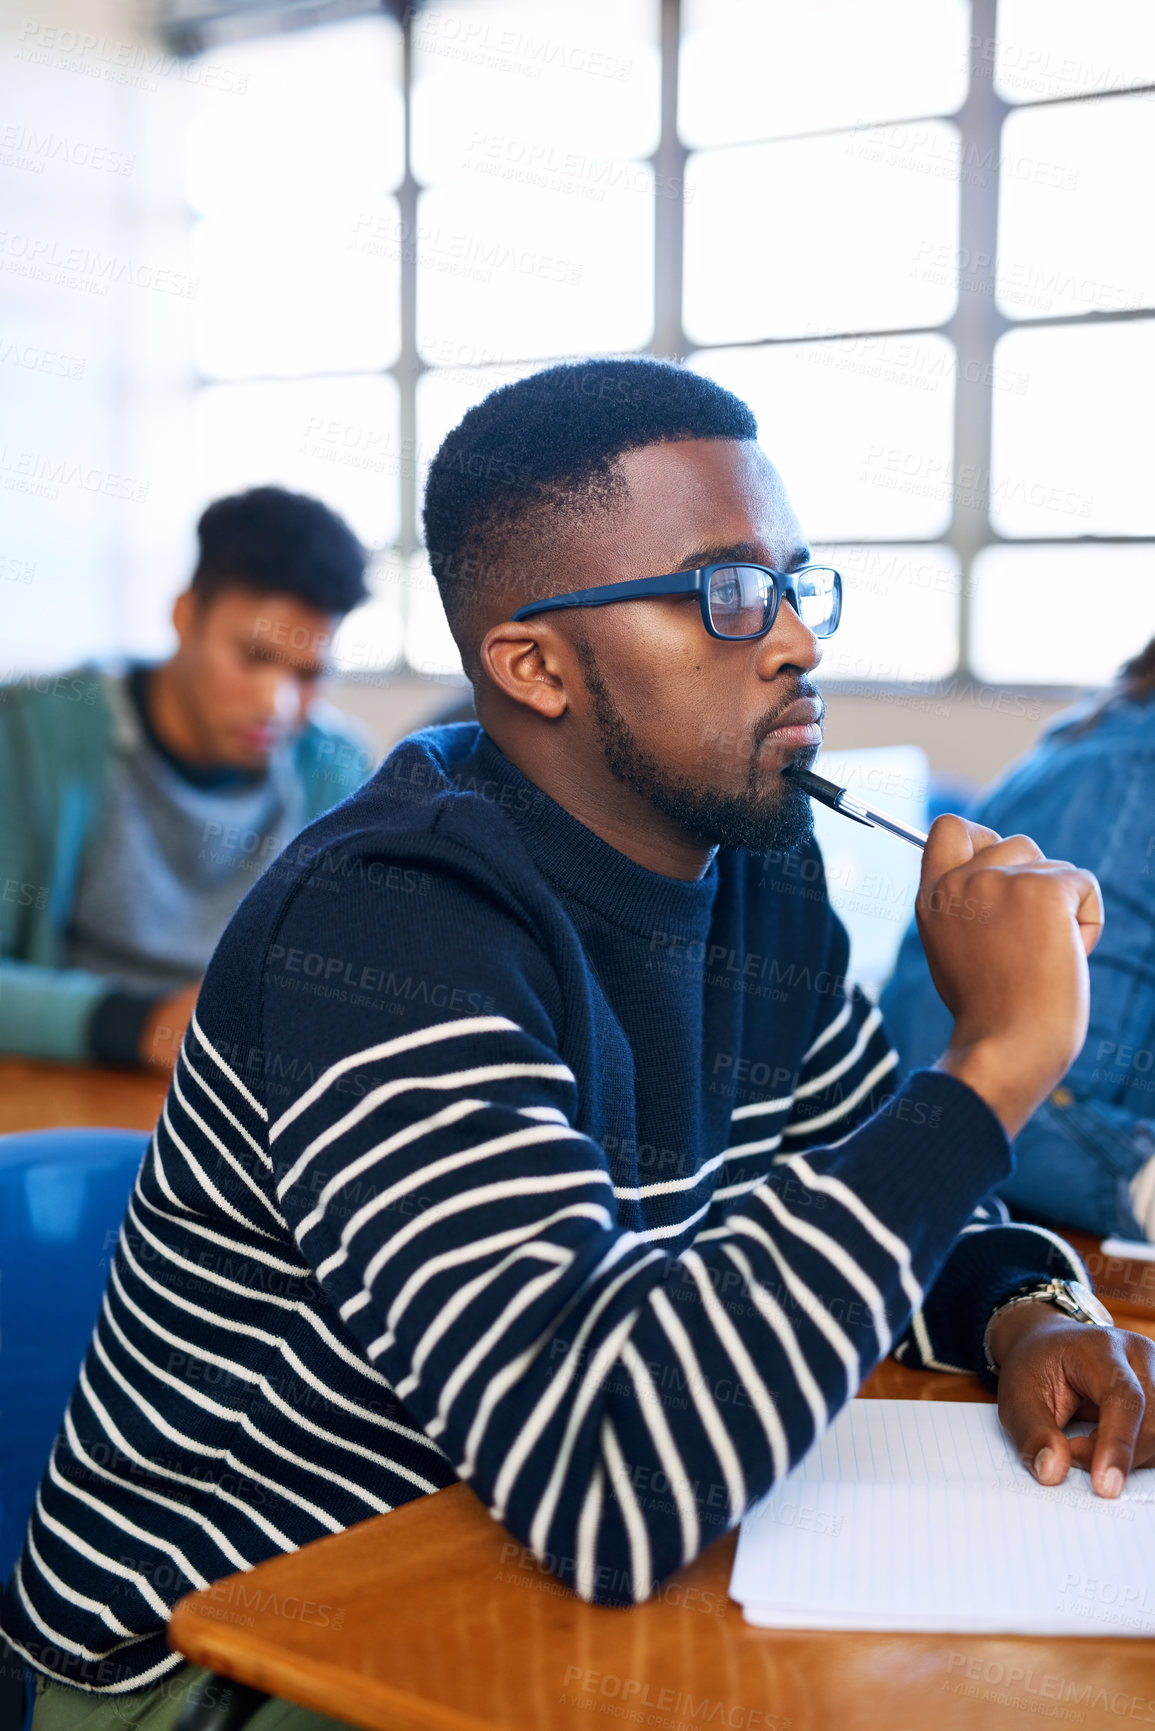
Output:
[730, 1400, 1155, 1635]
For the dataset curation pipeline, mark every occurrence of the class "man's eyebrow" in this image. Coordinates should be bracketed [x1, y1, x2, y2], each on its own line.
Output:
[673, 541, 813, 571]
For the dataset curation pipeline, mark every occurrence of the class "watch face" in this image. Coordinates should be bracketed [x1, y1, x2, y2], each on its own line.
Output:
[1068, 1280, 1114, 1326]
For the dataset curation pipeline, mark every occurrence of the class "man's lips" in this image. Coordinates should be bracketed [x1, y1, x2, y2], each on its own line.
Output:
[759, 696, 824, 753]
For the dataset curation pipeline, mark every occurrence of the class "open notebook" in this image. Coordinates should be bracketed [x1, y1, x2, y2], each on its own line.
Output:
[730, 1400, 1155, 1635]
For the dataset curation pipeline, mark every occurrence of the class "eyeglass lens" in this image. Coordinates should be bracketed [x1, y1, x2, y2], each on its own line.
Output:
[706, 565, 839, 639]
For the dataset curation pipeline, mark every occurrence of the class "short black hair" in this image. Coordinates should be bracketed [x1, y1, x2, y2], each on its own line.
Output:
[422, 357, 758, 668]
[191, 486, 369, 614]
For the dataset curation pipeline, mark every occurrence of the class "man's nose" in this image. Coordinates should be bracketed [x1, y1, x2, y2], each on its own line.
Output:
[754, 592, 824, 677]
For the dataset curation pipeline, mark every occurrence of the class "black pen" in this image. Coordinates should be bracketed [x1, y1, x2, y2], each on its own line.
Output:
[783, 764, 929, 851]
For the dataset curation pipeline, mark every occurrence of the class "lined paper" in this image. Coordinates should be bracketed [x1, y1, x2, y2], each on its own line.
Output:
[730, 1401, 1155, 1635]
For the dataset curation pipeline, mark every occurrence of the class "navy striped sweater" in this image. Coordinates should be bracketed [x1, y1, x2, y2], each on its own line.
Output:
[1, 723, 1084, 1693]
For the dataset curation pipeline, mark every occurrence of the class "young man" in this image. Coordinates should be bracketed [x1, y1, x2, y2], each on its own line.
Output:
[0, 487, 374, 1072]
[6, 361, 1154, 1727]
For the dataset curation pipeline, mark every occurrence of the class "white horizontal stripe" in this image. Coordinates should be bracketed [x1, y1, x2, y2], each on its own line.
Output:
[712, 1176, 765, 1201]
[613, 1147, 727, 1200]
[398, 1240, 570, 1400]
[134, 1184, 310, 1278]
[574, 1465, 604, 1602]
[635, 1198, 713, 1241]
[170, 1065, 284, 1225]
[730, 1093, 793, 1123]
[781, 1152, 923, 1317]
[181, 1048, 271, 1168]
[959, 1219, 1086, 1282]
[23, 1525, 135, 1639]
[373, 1203, 614, 1358]
[621, 1339, 699, 1563]
[190, 1008, 267, 1120]
[44, 1447, 207, 1608]
[13, 1557, 142, 1666]
[489, 1250, 664, 1519]
[722, 1132, 783, 1160]
[446, 1232, 642, 1465]
[782, 1049, 898, 1138]
[278, 1060, 575, 1197]
[118, 1221, 282, 1345]
[346, 1169, 611, 1319]
[529, 1306, 642, 1557]
[427, 1255, 575, 1439]
[649, 1287, 745, 1523]
[126, 1195, 302, 1313]
[794, 1006, 883, 1099]
[721, 1241, 829, 1435]
[269, 1016, 521, 1144]
[683, 1249, 789, 1480]
[316, 1122, 587, 1281]
[753, 1185, 890, 1357]
[802, 996, 853, 1064]
[82, 1349, 303, 1549]
[727, 1214, 860, 1389]
[602, 1415, 653, 1602]
[1, 1613, 179, 1696]
[296, 1096, 488, 1240]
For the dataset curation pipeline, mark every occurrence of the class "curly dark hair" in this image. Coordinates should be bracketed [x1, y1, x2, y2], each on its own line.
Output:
[192, 486, 368, 615]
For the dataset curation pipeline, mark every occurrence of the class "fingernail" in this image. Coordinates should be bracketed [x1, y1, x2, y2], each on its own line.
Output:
[1100, 1467, 1124, 1499]
[1034, 1447, 1056, 1482]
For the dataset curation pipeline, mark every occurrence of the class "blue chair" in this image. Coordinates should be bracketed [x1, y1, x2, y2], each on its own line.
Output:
[0, 1127, 278, 1729]
[0, 1127, 148, 1585]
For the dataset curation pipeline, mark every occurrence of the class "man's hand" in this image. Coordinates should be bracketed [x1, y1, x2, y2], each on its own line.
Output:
[917, 813, 1104, 1137]
[139, 981, 200, 1072]
[991, 1301, 1155, 1497]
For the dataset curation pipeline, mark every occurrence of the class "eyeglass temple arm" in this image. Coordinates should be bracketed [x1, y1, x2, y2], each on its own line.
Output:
[510, 569, 701, 622]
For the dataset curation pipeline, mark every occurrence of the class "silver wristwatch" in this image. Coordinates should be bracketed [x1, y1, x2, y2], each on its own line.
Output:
[982, 1278, 1113, 1377]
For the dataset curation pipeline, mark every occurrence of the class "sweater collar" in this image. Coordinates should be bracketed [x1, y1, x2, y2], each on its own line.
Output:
[469, 728, 718, 941]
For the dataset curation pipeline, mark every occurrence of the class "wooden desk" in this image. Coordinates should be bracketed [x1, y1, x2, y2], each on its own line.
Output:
[0, 1057, 166, 1134]
[170, 1328, 1155, 1731]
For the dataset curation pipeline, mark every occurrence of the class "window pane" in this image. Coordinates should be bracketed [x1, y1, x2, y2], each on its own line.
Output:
[185, 18, 404, 214]
[192, 377, 400, 549]
[971, 545, 1155, 685]
[330, 550, 410, 679]
[403, 553, 464, 681]
[997, 97, 1155, 320]
[690, 340, 956, 539]
[991, 322, 1155, 536]
[684, 129, 959, 344]
[194, 201, 401, 379]
[186, 18, 403, 380]
[994, 0, 1155, 102]
[415, 181, 653, 363]
[411, 0, 659, 179]
[813, 545, 961, 683]
[680, 0, 970, 148]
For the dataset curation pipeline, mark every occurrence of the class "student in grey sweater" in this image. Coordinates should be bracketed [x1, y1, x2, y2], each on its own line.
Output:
[0, 487, 375, 1072]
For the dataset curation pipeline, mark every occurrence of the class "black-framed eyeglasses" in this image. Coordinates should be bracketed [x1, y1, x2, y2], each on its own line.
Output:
[510, 563, 842, 642]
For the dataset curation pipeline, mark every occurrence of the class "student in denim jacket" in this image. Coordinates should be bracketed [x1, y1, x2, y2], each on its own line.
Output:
[883, 638, 1155, 1239]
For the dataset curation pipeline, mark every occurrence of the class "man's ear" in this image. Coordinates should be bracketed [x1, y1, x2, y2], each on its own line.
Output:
[478, 620, 571, 720]
[171, 589, 200, 650]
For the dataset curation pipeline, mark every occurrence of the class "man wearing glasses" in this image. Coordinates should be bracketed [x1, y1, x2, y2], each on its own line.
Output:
[8, 358, 1155, 1723]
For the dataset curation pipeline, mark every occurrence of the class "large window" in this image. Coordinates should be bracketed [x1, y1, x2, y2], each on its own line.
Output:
[188, 0, 1155, 687]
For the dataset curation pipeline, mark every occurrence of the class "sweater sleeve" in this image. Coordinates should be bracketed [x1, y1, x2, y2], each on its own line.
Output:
[788, 908, 1089, 1380]
[262, 845, 1015, 1604]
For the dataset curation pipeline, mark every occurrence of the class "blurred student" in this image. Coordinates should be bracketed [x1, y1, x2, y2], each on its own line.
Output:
[883, 637, 1155, 1239]
[0, 486, 374, 1073]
